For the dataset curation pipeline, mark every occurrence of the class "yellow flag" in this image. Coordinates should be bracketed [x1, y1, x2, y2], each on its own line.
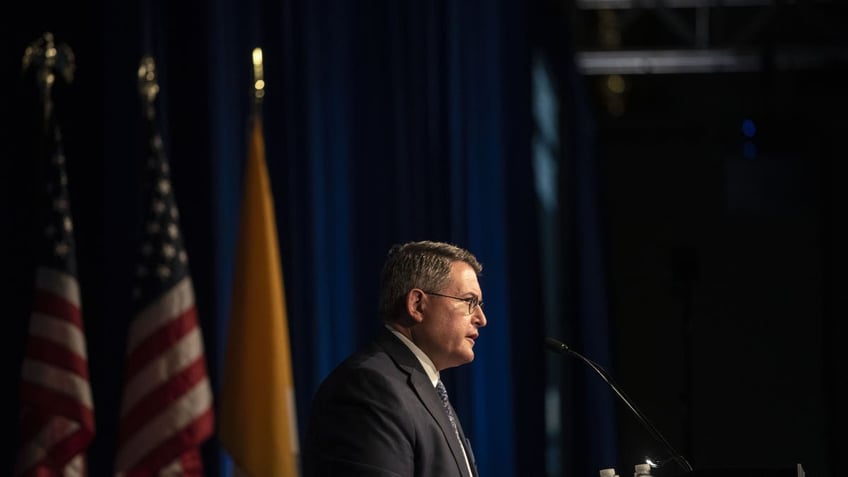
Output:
[220, 114, 300, 476]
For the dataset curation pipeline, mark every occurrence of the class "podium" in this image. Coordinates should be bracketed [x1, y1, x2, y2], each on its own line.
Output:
[602, 464, 807, 477]
[678, 464, 805, 477]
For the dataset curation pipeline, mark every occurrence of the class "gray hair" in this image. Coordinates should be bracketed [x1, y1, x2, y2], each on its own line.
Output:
[378, 240, 482, 322]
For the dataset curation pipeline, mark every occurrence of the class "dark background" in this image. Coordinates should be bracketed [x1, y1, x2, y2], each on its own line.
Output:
[2, 1, 846, 476]
[571, 6, 848, 474]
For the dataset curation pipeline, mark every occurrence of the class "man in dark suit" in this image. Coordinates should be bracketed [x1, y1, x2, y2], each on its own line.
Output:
[303, 240, 487, 477]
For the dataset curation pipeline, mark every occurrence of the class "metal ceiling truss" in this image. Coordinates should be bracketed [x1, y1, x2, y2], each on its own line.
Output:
[570, 0, 848, 74]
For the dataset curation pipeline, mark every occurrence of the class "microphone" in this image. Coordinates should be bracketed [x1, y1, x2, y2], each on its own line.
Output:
[545, 337, 694, 473]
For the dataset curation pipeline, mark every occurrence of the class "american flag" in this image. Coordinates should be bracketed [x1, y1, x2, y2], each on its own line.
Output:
[114, 113, 214, 476]
[16, 115, 96, 476]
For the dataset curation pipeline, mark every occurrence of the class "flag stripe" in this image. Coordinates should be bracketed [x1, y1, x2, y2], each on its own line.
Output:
[118, 355, 210, 441]
[31, 290, 83, 329]
[137, 413, 213, 475]
[16, 417, 80, 473]
[21, 360, 95, 410]
[126, 277, 193, 353]
[119, 326, 205, 416]
[17, 408, 51, 445]
[35, 268, 82, 309]
[115, 379, 213, 470]
[18, 382, 95, 436]
[63, 454, 86, 477]
[20, 392, 94, 448]
[123, 305, 199, 378]
[17, 411, 93, 476]
[22, 334, 89, 377]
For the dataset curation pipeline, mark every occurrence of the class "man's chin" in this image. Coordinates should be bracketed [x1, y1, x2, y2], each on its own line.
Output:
[446, 352, 475, 369]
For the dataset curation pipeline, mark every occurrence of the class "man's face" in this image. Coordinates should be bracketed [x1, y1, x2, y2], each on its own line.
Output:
[412, 261, 487, 370]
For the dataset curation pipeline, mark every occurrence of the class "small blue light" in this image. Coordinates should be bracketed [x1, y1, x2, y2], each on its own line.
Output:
[742, 119, 756, 138]
[743, 140, 757, 159]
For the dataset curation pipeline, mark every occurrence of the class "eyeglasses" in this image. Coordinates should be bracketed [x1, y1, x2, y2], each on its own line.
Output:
[422, 290, 483, 315]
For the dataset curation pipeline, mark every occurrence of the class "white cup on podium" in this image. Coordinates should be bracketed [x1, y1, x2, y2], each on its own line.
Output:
[634, 463, 652, 476]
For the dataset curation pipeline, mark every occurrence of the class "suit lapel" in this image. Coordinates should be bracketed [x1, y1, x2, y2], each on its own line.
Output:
[377, 330, 472, 477]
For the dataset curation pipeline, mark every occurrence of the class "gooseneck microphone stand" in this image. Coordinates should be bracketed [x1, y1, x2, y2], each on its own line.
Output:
[545, 337, 694, 474]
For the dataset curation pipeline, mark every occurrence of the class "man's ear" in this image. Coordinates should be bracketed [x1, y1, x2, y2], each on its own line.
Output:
[405, 289, 426, 324]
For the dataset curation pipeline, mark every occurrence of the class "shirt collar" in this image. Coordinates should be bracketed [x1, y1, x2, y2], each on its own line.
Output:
[386, 325, 440, 386]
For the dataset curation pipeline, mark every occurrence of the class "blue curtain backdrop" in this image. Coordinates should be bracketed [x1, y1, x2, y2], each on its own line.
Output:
[529, 2, 618, 475]
[206, 1, 536, 474]
[2, 0, 617, 475]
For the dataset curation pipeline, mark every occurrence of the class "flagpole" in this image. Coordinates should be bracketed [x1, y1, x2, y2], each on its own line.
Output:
[115, 53, 215, 475]
[22, 32, 75, 125]
[220, 46, 302, 477]
[251, 47, 265, 112]
[138, 54, 160, 120]
[16, 32, 96, 477]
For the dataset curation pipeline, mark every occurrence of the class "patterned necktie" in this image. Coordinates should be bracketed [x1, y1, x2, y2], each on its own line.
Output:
[435, 380, 463, 445]
[436, 380, 476, 476]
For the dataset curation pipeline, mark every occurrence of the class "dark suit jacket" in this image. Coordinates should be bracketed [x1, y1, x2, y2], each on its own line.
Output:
[303, 328, 479, 477]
